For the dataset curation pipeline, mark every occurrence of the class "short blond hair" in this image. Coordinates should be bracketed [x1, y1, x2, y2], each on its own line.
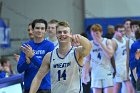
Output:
[56, 21, 71, 32]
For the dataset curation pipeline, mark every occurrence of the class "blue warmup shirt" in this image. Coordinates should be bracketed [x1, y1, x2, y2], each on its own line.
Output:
[129, 39, 140, 78]
[0, 71, 6, 78]
[17, 39, 54, 90]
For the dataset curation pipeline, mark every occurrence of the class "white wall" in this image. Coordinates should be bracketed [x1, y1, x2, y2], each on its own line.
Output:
[0, 0, 84, 72]
[0, 0, 84, 56]
[85, 0, 140, 18]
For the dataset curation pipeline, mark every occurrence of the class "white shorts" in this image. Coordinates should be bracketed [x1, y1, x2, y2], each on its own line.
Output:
[114, 65, 130, 83]
[114, 69, 129, 83]
[114, 75, 128, 83]
[91, 78, 114, 88]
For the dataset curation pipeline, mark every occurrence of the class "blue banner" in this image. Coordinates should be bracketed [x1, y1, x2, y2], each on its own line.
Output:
[0, 18, 10, 48]
[85, 17, 140, 40]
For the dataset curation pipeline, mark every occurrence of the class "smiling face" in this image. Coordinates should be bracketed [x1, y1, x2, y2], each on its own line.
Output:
[56, 26, 71, 43]
[33, 23, 46, 38]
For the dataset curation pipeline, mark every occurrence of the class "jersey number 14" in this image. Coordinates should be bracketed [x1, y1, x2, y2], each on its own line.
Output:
[57, 69, 66, 81]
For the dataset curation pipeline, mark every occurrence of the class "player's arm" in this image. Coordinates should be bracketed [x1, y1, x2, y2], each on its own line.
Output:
[17, 52, 30, 73]
[74, 34, 92, 66]
[111, 39, 117, 78]
[29, 52, 51, 93]
[126, 40, 130, 79]
[83, 55, 91, 84]
[100, 39, 114, 59]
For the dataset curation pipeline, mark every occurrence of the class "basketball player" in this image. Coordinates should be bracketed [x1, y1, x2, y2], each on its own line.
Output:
[112, 24, 134, 93]
[46, 19, 59, 47]
[86, 24, 114, 93]
[29, 21, 92, 93]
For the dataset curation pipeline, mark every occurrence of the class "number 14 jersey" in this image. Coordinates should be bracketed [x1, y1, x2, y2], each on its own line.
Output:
[50, 47, 82, 93]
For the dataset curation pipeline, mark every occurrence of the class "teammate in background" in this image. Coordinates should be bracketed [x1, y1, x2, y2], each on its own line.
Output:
[124, 19, 133, 40]
[17, 19, 54, 93]
[86, 24, 114, 93]
[29, 21, 92, 93]
[129, 20, 140, 91]
[129, 29, 140, 92]
[46, 19, 59, 47]
[14, 23, 34, 62]
[104, 25, 115, 39]
[112, 25, 134, 93]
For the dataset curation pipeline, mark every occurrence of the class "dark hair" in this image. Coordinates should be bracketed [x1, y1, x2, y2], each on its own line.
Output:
[115, 24, 124, 31]
[130, 20, 140, 27]
[28, 22, 32, 26]
[124, 18, 132, 23]
[0, 57, 9, 66]
[0, 57, 14, 75]
[32, 19, 47, 29]
[135, 29, 140, 40]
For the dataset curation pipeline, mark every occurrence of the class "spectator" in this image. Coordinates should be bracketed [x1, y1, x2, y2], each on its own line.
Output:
[0, 62, 6, 78]
[17, 19, 54, 93]
[104, 25, 115, 39]
[14, 23, 34, 62]
[129, 29, 140, 92]
[0, 57, 14, 77]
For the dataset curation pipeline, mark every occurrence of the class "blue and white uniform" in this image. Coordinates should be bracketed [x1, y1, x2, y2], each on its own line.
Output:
[113, 37, 128, 82]
[50, 47, 82, 93]
[90, 38, 113, 88]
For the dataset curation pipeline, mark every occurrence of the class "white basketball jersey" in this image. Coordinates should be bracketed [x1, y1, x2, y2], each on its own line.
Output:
[50, 47, 82, 93]
[46, 37, 59, 47]
[113, 37, 127, 66]
[113, 37, 127, 77]
[90, 38, 113, 80]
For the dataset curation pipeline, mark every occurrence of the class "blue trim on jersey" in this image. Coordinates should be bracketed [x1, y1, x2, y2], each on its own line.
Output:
[50, 51, 53, 63]
[55, 43, 58, 47]
[92, 38, 105, 46]
[74, 49, 83, 67]
[56, 46, 73, 59]
[93, 41, 99, 46]
[79, 68, 82, 93]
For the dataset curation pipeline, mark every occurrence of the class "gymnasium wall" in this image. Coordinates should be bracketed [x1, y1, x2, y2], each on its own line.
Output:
[84, 0, 140, 39]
